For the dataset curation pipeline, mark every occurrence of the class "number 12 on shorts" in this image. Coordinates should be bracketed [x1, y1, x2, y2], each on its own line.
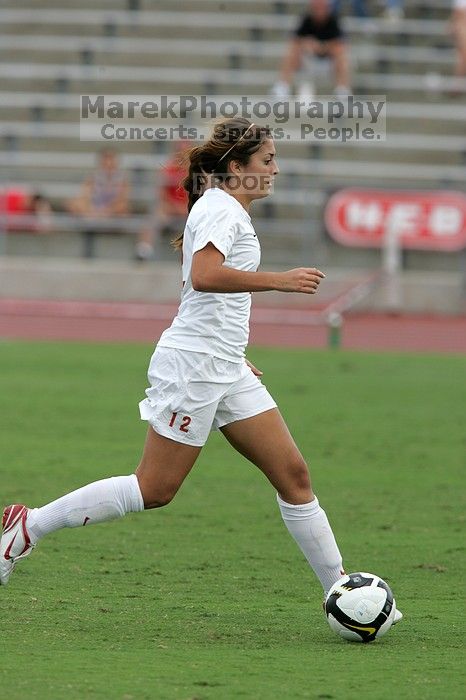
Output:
[169, 412, 192, 433]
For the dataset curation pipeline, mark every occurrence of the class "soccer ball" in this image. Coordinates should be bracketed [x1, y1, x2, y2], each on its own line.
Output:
[325, 572, 396, 643]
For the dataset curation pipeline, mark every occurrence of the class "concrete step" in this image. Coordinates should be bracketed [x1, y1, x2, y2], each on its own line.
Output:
[1, 82, 458, 107]
[0, 255, 462, 314]
[3, 116, 464, 141]
[0, 0, 306, 14]
[1, 121, 465, 158]
[0, 36, 456, 74]
[0, 0, 453, 15]
[2, 93, 464, 132]
[1, 64, 464, 101]
[3, 150, 465, 183]
[0, 9, 451, 35]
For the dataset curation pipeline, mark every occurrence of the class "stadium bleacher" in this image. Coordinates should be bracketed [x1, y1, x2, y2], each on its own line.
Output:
[1, 0, 465, 272]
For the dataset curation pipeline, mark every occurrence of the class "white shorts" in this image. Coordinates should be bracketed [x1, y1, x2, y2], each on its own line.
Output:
[139, 347, 277, 447]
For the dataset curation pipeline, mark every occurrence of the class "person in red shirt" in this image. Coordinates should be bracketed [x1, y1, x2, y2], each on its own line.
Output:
[135, 141, 189, 261]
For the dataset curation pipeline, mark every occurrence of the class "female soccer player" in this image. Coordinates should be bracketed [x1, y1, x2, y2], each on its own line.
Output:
[0, 117, 401, 622]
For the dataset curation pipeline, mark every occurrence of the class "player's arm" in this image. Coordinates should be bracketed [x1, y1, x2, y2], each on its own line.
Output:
[245, 358, 263, 376]
[191, 243, 325, 294]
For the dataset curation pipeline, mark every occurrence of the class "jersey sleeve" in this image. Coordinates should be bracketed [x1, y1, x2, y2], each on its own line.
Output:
[191, 204, 237, 259]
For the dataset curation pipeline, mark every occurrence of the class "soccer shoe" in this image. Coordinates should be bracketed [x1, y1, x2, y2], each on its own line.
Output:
[0, 504, 35, 586]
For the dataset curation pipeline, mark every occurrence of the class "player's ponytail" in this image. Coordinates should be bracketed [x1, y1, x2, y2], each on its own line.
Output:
[172, 118, 271, 251]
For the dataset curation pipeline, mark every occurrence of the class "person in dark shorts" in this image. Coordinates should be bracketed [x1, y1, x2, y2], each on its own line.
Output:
[272, 0, 351, 98]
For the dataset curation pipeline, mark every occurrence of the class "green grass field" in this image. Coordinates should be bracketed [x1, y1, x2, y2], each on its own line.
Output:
[1, 341, 465, 700]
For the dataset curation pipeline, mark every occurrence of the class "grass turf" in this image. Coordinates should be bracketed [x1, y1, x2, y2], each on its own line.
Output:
[0, 341, 465, 700]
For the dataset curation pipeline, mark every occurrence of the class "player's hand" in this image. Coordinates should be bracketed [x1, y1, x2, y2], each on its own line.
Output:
[277, 268, 325, 294]
[246, 358, 263, 376]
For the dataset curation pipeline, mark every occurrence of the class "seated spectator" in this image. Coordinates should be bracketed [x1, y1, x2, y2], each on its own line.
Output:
[135, 141, 189, 262]
[451, 0, 466, 92]
[271, 0, 351, 99]
[332, 0, 367, 20]
[0, 186, 52, 233]
[384, 1, 404, 23]
[67, 148, 130, 258]
[333, 0, 403, 22]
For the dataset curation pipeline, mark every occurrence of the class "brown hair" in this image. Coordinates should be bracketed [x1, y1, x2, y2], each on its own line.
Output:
[172, 117, 272, 250]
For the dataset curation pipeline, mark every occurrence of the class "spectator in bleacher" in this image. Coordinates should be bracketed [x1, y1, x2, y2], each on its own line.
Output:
[451, 0, 466, 91]
[334, 0, 403, 22]
[0, 186, 52, 234]
[271, 0, 351, 99]
[382, 0, 404, 23]
[68, 148, 130, 258]
[332, 0, 367, 20]
[135, 141, 189, 262]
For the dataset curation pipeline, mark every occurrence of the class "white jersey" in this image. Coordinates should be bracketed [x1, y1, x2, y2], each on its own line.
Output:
[158, 187, 261, 362]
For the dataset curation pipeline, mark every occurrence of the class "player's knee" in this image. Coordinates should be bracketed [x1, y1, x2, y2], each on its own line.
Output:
[291, 455, 311, 484]
[136, 475, 179, 509]
[143, 487, 177, 509]
[285, 455, 312, 500]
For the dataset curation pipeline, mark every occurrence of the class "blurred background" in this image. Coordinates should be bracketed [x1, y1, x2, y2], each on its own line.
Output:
[0, 0, 465, 345]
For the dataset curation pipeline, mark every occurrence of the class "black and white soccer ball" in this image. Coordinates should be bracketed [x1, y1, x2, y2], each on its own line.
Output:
[325, 572, 396, 643]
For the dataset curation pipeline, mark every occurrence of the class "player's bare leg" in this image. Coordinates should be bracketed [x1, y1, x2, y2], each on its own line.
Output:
[1, 427, 200, 585]
[221, 408, 311, 504]
[327, 40, 351, 94]
[220, 408, 344, 594]
[136, 427, 201, 508]
[272, 37, 305, 96]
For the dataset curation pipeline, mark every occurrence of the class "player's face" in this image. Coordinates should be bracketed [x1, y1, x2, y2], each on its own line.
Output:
[229, 138, 279, 203]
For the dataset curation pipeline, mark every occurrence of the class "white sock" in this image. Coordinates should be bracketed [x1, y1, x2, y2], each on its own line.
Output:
[277, 493, 344, 595]
[27, 474, 144, 541]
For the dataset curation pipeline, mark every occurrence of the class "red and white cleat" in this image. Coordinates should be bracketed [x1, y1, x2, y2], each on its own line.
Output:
[0, 505, 35, 586]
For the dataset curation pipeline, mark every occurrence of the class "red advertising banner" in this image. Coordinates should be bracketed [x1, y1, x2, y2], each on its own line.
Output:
[324, 189, 466, 251]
